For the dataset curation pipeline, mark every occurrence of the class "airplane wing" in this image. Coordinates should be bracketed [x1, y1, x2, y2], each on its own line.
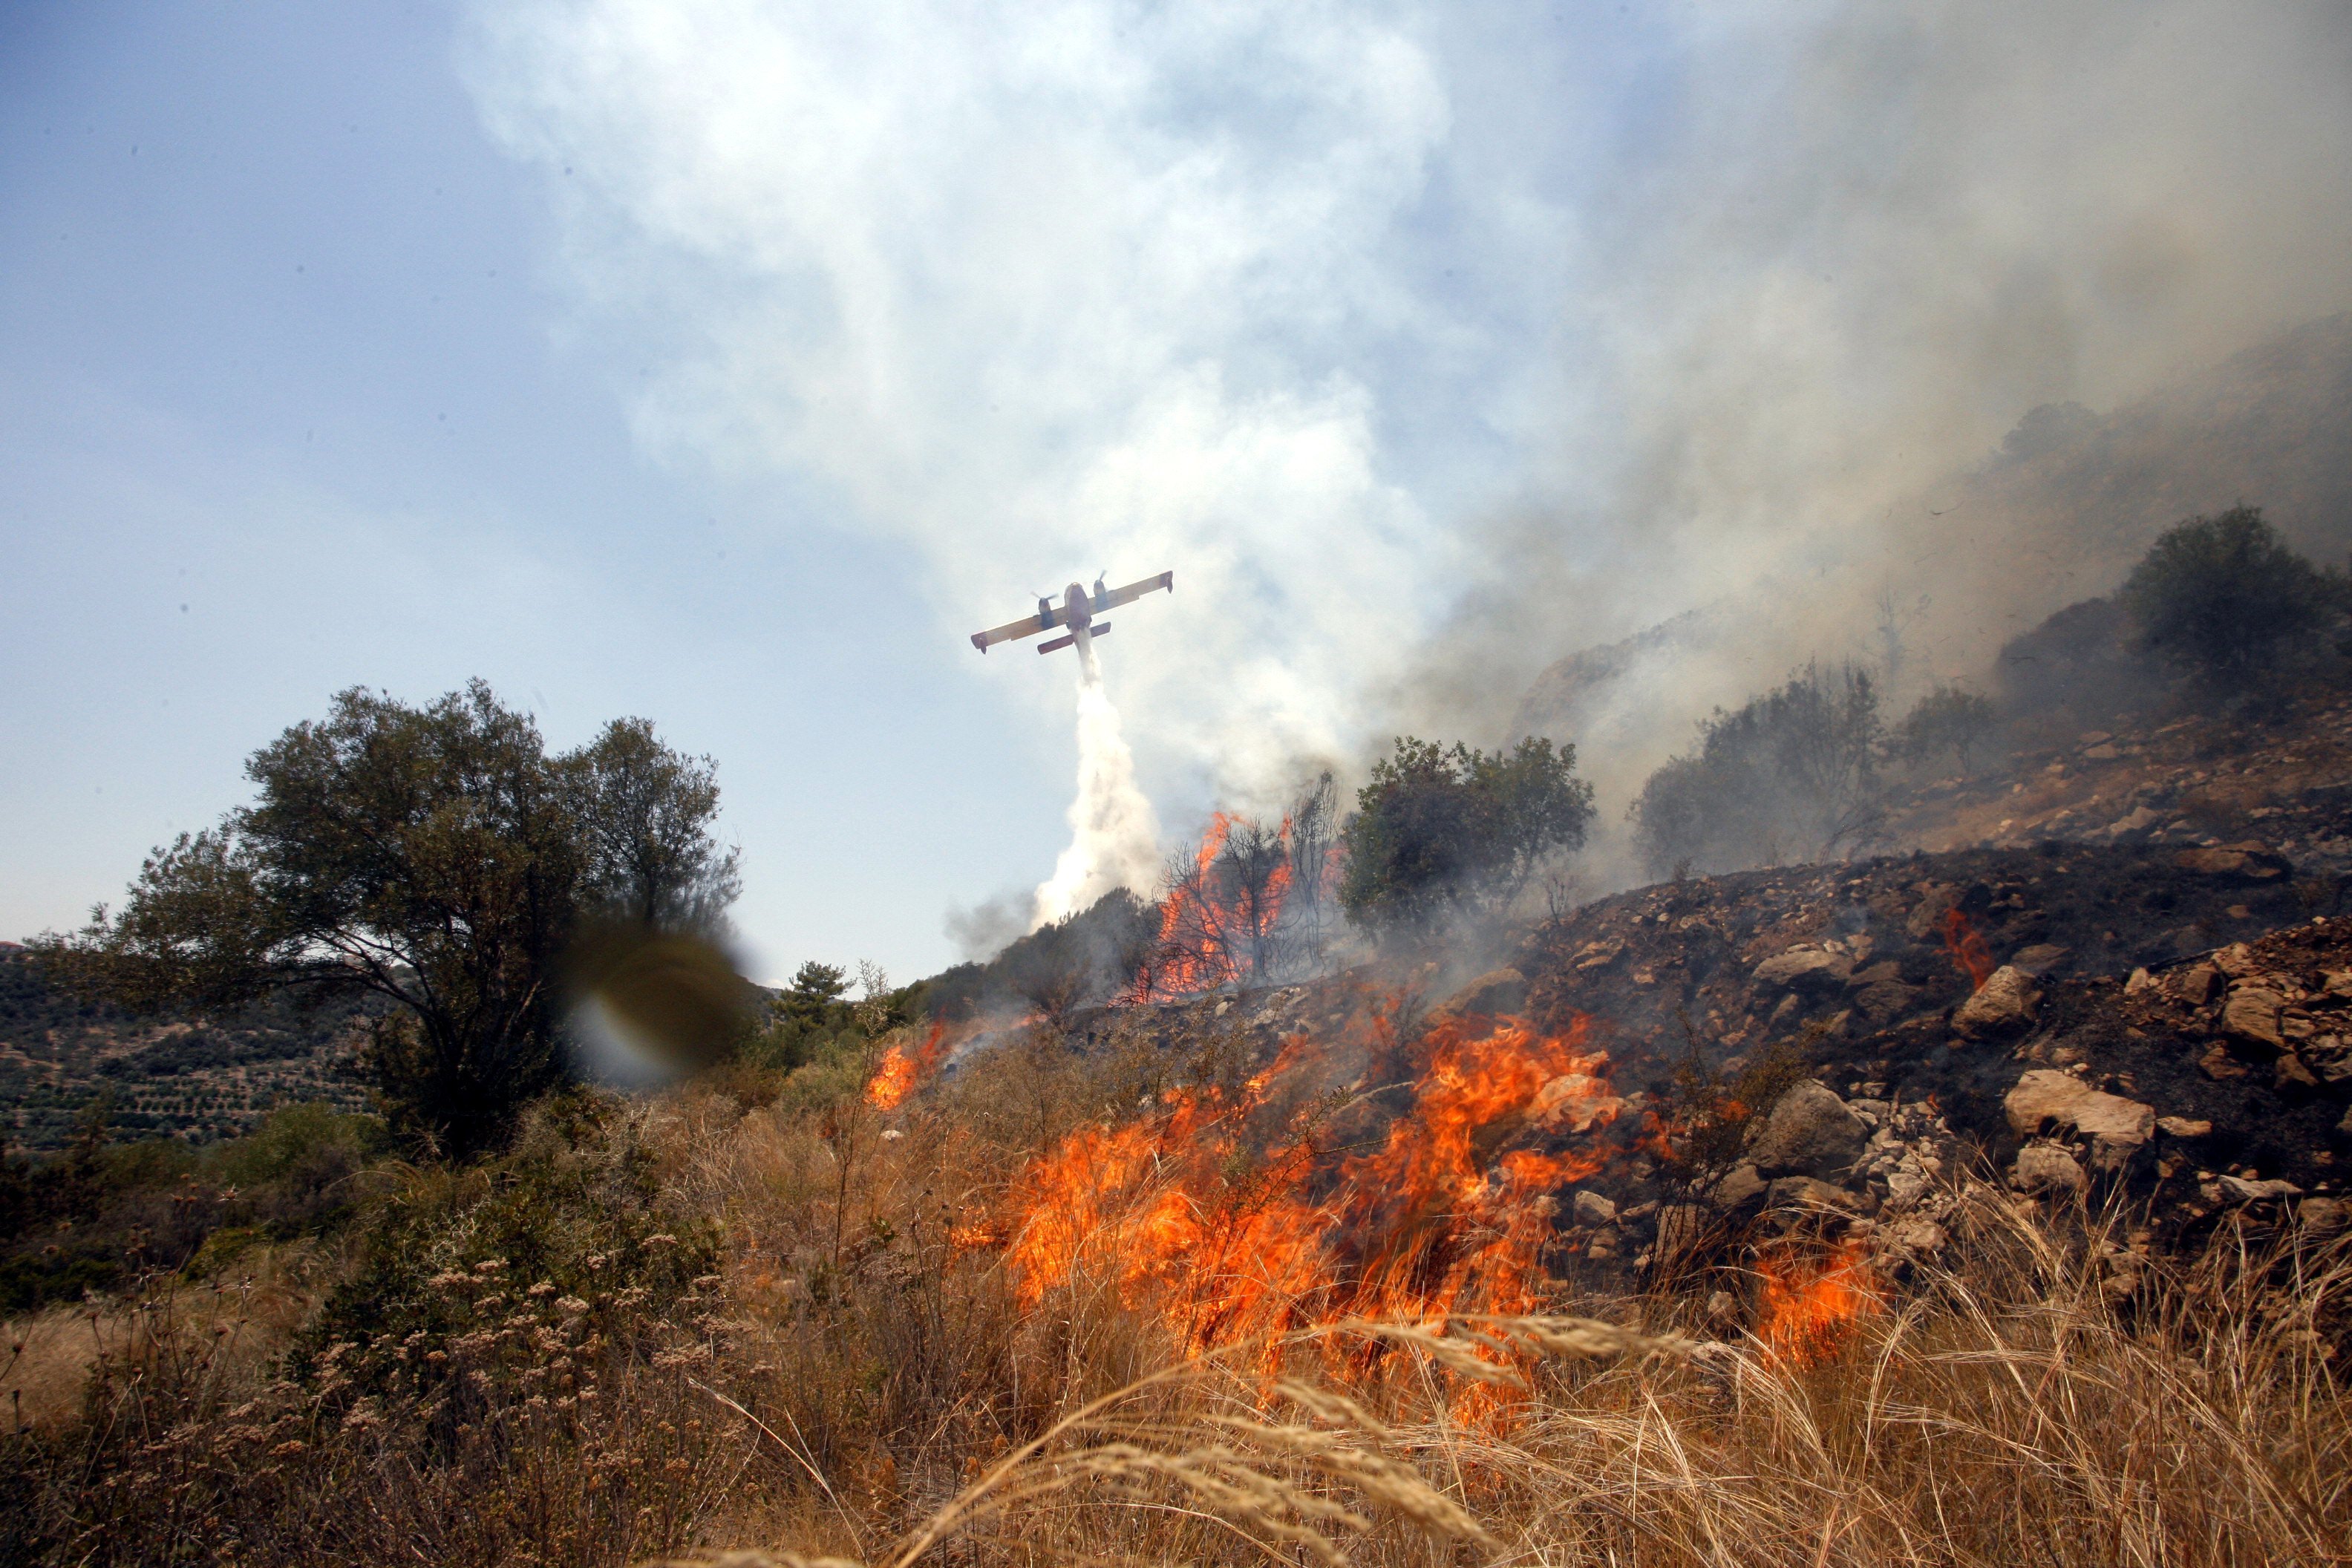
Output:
[970, 612, 1049, 653]
[1088, 569, 1175, 614]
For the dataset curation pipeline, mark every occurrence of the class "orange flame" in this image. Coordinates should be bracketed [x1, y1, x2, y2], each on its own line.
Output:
[1134, 811, 1296, 1000]
[864, 1022, 949, 1110]
[1941, 906, 1994, 991]
[981, 1005, 1624, 1359]
[1755, 1241, 1879, 1365]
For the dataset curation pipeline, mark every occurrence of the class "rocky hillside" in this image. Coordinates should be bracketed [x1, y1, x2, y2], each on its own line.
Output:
[1039, 794, 2352, 1313]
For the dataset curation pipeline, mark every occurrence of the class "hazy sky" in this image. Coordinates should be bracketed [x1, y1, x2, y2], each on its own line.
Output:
[5, 1, 2348, 982]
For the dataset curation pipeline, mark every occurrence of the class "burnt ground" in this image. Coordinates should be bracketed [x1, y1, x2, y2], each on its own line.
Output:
[1043, 833, 2352, 1299]
[1518, 843, 2348, 1235]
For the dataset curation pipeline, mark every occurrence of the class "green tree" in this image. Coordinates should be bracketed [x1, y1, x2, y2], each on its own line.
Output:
[1339, 736, 1595, 933]
[2119, 505, 2340, 686]
[1895, 684, 1998, 774]
[566, 717, 741, 932]
[45, 682, 738, 1157]
[1631, 662, 1886, 879]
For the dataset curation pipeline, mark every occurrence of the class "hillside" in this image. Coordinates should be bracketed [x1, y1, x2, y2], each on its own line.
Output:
[0, 949, 371, 1152]
[1513, 313, 2352, 760]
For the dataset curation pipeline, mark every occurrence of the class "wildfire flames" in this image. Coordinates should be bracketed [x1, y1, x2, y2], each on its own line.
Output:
[1941, 906, 1995, 990]
[863, 1023, 949, 1110]
[1755, 1241, 1879, 1365]
[1134, 811, 1294, 1000]
[973, 1002, 1626, 1356]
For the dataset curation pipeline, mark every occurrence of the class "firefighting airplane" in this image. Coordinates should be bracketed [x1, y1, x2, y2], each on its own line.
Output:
[970, 569, 1174, 656]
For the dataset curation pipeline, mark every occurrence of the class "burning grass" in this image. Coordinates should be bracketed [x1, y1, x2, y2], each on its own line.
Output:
[7, 1019, 2350, 1566]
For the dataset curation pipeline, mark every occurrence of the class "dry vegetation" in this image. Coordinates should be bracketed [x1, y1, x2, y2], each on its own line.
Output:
[6, 1023, 2349, 1567]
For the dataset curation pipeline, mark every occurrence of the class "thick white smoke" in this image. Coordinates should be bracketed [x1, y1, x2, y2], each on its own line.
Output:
[1032, 637, 1160, 927]
[463, 0, 2352, 926]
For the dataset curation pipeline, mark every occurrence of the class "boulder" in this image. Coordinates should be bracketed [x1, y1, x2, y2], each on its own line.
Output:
[1953, 966, 2040, 1036]
[2157, 1116, 2212, 1139]
[2299, 1197, 2350, 1232]
[1433, 967, 1528, 1020]
[1708, 1163, 1767, 1209]
[2013, 1143, 2087, 1196]
[1745, 1080, 1870, 1177]
[2176, 962, 2224, 1004]
[1532, 1069, 1623, 1134]
[1572, 1189, 1618, 1226]
[2222, 986, 2287, 1050]
[2009, 944, 2071, 977]
[2104, 805, 2163, 841]
[2218, 1174, 2303, 1204]
[1751, 947, 1854, 993]
[2175, 843, 2290, 881]
[2004, 1068, 2155, 1171]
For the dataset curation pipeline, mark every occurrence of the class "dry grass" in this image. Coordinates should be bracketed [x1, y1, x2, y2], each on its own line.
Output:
[6, 1033, 2348, 1566]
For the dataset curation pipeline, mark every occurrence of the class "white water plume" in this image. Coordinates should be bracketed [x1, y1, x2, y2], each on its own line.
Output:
[1033, 636, 1161, 929]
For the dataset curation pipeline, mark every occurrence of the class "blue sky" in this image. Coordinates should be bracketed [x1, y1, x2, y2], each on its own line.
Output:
[5, 1, 2348, 981]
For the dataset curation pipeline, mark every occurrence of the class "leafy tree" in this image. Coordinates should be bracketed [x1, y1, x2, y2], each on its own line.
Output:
[566, 717, 740, 932]
[1895, 684, 1998, 774]
[44, 682, 738, 1157]
[2119, 505, 2341, 687]
[1339, 736, 1595, 933]
[1631, 663, 1885, 878]
[782, 961, 850, 1020]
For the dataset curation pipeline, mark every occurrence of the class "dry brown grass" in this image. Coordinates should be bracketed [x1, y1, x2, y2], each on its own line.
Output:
[6, 1033, 2348, 1566]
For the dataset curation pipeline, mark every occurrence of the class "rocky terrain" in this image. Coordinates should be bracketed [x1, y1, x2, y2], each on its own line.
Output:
[1041, 780, 2352, 1314]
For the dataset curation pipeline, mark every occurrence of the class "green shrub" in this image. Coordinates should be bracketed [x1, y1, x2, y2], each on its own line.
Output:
[1895, 684, 1998, 774]
[1339, 736, 1595, 933]
[2119, 506, 2342, 687]
[298, 1089, 720, 1414]
[1630, 662, 1885, 878]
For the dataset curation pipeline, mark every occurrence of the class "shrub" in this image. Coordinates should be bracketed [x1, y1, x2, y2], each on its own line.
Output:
[1895, 683, 1998, 774]
[1340, 736, 1595, 934]
[1631, 662, 1885, 878]
[2119, 505, 2342, 687]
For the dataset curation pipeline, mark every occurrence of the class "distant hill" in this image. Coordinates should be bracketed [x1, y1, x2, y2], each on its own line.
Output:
[0, 949, 371, 1151]
[1514, 314, 2352, 762]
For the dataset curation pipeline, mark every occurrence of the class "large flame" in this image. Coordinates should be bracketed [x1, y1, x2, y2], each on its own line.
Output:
[973, 1003, 1625, 1357]
[1940, 906, 1995, 991]
[1135, 811, 1296, 999]
[863, 1022, 950, 1110]
[1755, 1240, 1879, 1365]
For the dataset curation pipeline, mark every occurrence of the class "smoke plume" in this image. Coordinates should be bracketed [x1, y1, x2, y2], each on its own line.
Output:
[463, 0, 2352, 908]
[1032, 637, 1161, 928]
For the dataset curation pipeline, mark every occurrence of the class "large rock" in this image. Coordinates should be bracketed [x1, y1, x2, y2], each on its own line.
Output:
[2175, 843, 2291, 881]
[1708, 1163, 1767, 1209]
[2004, 1068, 2155, 1171]
[1953, 965, 2040, 1036]
[2013, 1143, 2088, 1195]
[1751, 947, 1854, 993]
[2221, 985, 2287, 1050]
[1744, 1079, 1870, 1177]
[1432, 967, 1527, 1021]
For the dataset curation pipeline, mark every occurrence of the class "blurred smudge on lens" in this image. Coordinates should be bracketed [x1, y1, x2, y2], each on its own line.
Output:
[565, 927, 752, 1079]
